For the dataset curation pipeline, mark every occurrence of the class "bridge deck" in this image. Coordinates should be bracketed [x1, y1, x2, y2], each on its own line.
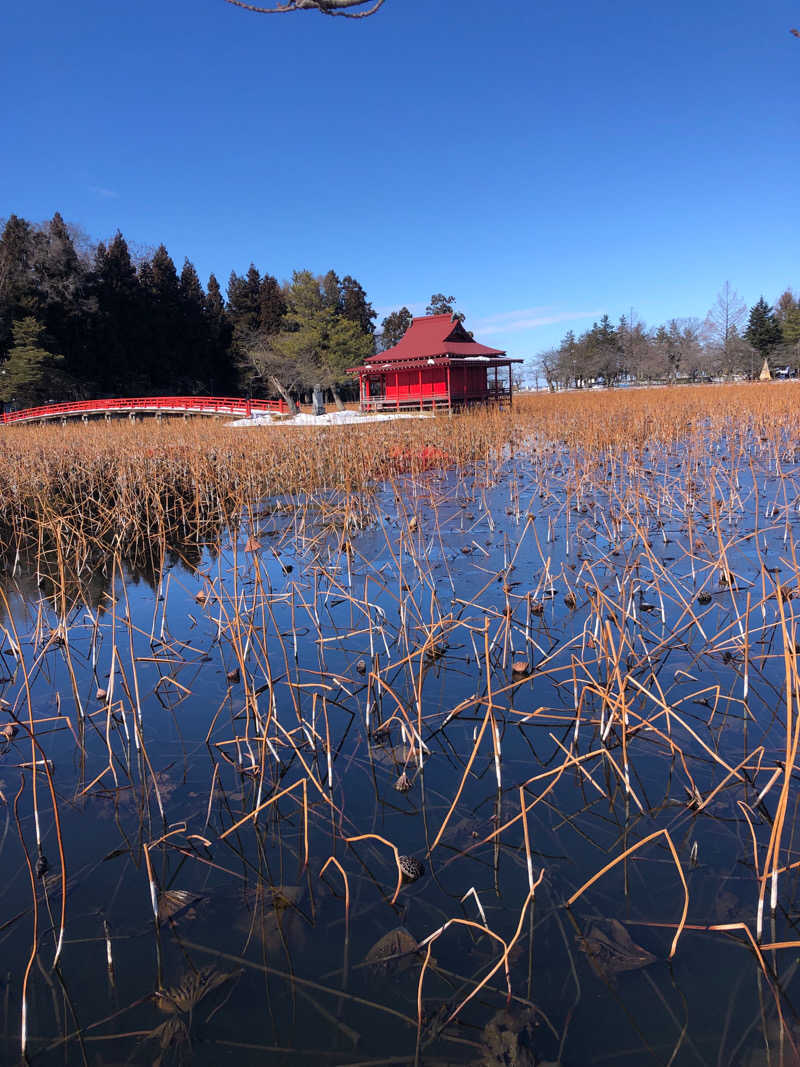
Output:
[0, 396, 287, 425]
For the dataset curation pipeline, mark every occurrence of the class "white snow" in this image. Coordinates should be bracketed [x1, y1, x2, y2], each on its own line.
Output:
[229, 409, 433, 428]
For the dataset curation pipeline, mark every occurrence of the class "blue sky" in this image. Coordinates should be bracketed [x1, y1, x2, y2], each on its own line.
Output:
[2, 0, 798, 359]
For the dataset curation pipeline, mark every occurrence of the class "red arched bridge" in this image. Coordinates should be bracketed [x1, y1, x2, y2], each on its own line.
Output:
[0, 396, 288, 425]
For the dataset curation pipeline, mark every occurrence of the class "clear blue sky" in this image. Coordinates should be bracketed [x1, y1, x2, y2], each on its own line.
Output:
[2, 0, 797, 359]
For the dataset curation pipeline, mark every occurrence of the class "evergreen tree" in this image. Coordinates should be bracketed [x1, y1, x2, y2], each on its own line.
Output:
[263, 270, 373, 406]
[584, 314, 621, 384]
[321, 270, 341, 311]
[339, 274, 376, 335]
[0, 212, 383, 402]
[227, 265, 262, 335]
[90, 232, 143, 393]
[258, 273, 286, 335]
[179, 258, 204, 308]
[179, 258, 210, 389]
[205, 273, 225, 320]
[0, 317, 70, 406]
[0, 214, 38, 357]
[745, 297, 782, 359]
[380, 306, 412, 349]
[142, 245, 185, 389]
[556, 329, 581, 387]
[33, 213, 91, 384]
[204, 273, 236, 391]
[323, 313, 373, 400]
[426, 293, 464, 320]
[35, 213, 82, 310]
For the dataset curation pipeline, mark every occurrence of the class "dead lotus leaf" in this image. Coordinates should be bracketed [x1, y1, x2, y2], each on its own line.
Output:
[580, 918, 656, 980]
[240, 884, 307, 954]
[149, 1013, 188, 1059]
[714, 888, 740, 923]
[157, 889, 203, 922]
[253, 884, 303, 912]
[479, 1006, 538, 1067]
[365, 926, 427, 975]
[156, 965, 239, 1015]
[371, 744, 418, 769]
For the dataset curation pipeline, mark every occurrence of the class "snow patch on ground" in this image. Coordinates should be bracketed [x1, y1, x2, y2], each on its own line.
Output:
[229, 410, 433, 428]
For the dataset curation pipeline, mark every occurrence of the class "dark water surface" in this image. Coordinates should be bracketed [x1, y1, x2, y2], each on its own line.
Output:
[2, 429, 800, 1066]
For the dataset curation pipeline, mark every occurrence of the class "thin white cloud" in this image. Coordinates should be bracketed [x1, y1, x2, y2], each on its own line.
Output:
[471, 308, 602, 334]
[89, 185, 120, 200]
[373, 303, 601, 335]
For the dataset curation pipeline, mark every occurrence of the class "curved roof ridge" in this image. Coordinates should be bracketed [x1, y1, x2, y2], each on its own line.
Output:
[374, 312, 506, 363]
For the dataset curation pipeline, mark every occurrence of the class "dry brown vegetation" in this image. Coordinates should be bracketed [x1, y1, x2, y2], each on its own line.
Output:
[1, 384, 797, 570]
[2, 382, 800, 1065]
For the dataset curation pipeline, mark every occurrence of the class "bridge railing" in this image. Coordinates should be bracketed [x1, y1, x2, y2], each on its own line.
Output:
[0, 396, 288, 425]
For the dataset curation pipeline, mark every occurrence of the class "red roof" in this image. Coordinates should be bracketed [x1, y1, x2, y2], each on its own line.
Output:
[367, 313, 506, 364]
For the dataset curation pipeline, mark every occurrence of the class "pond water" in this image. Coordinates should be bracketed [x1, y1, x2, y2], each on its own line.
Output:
[2, 425, 800, 1066]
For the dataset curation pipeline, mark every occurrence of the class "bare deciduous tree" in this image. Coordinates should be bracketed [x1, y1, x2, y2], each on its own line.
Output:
[224, 0, 384, 16]
[703, 282, 747, 377]
[236, 329, 301, 414]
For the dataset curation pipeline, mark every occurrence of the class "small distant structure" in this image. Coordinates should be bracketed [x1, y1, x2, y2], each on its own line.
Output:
[759, 358, 772, 381]
[349, 313, 522, 413]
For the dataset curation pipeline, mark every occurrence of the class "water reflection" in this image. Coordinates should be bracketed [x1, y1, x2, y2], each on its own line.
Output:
[1, 438, 800, 1065]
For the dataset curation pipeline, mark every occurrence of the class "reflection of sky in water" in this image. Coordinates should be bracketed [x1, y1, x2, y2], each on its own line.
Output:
[1, 428, 800, 1064]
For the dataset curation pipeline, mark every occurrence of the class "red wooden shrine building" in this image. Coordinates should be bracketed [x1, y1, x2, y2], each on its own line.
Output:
[349, 313, 522, 412]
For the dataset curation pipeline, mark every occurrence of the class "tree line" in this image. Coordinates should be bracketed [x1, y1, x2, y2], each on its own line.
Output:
[0, 214, 468, 410]
[535, 283, 800, 391]
[0, 213, 400, 409]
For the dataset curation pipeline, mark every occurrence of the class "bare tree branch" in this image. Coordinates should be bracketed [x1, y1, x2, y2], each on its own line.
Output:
[224, 0, 385, 16]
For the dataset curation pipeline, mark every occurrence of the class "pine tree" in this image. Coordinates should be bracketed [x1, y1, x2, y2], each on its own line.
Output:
[258, 273, 286, 335]
[259, 270, 373, 407]
[745, 297, 782, 358]
[557, 329, 581, 387]
[321, 270, 341, 311]
[426, 293, 464, 320]
[179, 258, 204, 308]
[33, 213, 90, 383]
[90, 232, 143, 393]
[324, 314, 373, 403]
[140, 245, 184, 390]
[178, 258, 209, 390]
[228, 265, 291, 394]
[205, 273, 225, 320]
[202, 274, 235, 392]
[227, 265, 262, 335]
[0, 317, 69, 406]
[0, 215, 38, 357]
[339, 275, 376, 335]
[583, 315, 621, 384]
[380, 307, 412, 349]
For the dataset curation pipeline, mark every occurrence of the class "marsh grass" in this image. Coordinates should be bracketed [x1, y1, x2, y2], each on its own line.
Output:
[2, 382, 800, 1064]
